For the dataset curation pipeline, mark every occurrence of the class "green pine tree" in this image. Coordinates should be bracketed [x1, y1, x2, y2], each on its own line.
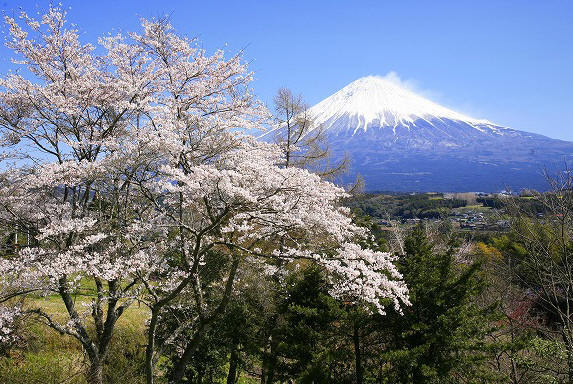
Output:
[379, 225, 501, 383]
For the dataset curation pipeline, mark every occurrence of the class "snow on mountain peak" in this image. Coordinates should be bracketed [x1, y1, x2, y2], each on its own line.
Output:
[309, 75, 491, 134]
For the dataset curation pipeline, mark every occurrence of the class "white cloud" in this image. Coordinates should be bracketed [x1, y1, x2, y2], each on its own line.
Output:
[377, 71, 486, 121]
[379, 71, 442, 101]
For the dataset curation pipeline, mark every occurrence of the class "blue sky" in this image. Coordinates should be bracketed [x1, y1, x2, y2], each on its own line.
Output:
[1, 0, 572, 140]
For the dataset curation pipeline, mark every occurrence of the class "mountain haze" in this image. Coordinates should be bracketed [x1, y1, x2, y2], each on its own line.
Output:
[309, 76, 573, 192]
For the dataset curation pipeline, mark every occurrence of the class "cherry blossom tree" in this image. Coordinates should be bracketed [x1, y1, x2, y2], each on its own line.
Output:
[0, 8, 409, 384]
[121, 21, 409, 383]
[0, 8, 170, 383]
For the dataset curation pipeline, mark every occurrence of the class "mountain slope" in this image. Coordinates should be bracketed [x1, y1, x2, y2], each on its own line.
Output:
[310, 76, 573, 192]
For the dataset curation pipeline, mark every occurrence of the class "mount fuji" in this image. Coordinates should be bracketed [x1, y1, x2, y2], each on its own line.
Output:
[309, 75, 573, 192]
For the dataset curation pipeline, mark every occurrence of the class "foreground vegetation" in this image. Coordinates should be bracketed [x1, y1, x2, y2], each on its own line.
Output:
[4, 183, 573, 383]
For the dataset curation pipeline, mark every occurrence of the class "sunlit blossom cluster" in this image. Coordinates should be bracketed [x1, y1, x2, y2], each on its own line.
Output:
[0, 306, 20, 344]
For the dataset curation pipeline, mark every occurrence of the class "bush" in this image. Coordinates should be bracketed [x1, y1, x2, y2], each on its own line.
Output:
[0, 308, 146, 384]
[0, 351, 86, 384]
[103, 325, 146, 384]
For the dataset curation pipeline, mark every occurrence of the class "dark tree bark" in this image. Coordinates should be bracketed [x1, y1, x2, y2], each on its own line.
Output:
[227, 337, 240, 384]
[42, 277, 128, 384]
[265, 336, 278, 384]
[170, 256, 240, 383]
[87, 362, 104, 384]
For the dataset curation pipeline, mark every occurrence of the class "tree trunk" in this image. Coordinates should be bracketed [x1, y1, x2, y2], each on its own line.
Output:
[353, 321, 363, 384]
[87, 361, 103, 384]
[58, 278, 114, 384]
[171, 256, 240, 383]
[227, 339, 239, 384]
[265, 335, 278, 384]
[171, 333, 199, 383]
[567, 345, 573, 384]
[145, 309, 159, 384]
[260, 342, 267, 384]
[561, 329, 573, 384]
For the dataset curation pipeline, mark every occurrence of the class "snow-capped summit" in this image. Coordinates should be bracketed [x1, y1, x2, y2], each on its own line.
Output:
[307, 75, 573, 192]
[309, 75, 494, 135]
